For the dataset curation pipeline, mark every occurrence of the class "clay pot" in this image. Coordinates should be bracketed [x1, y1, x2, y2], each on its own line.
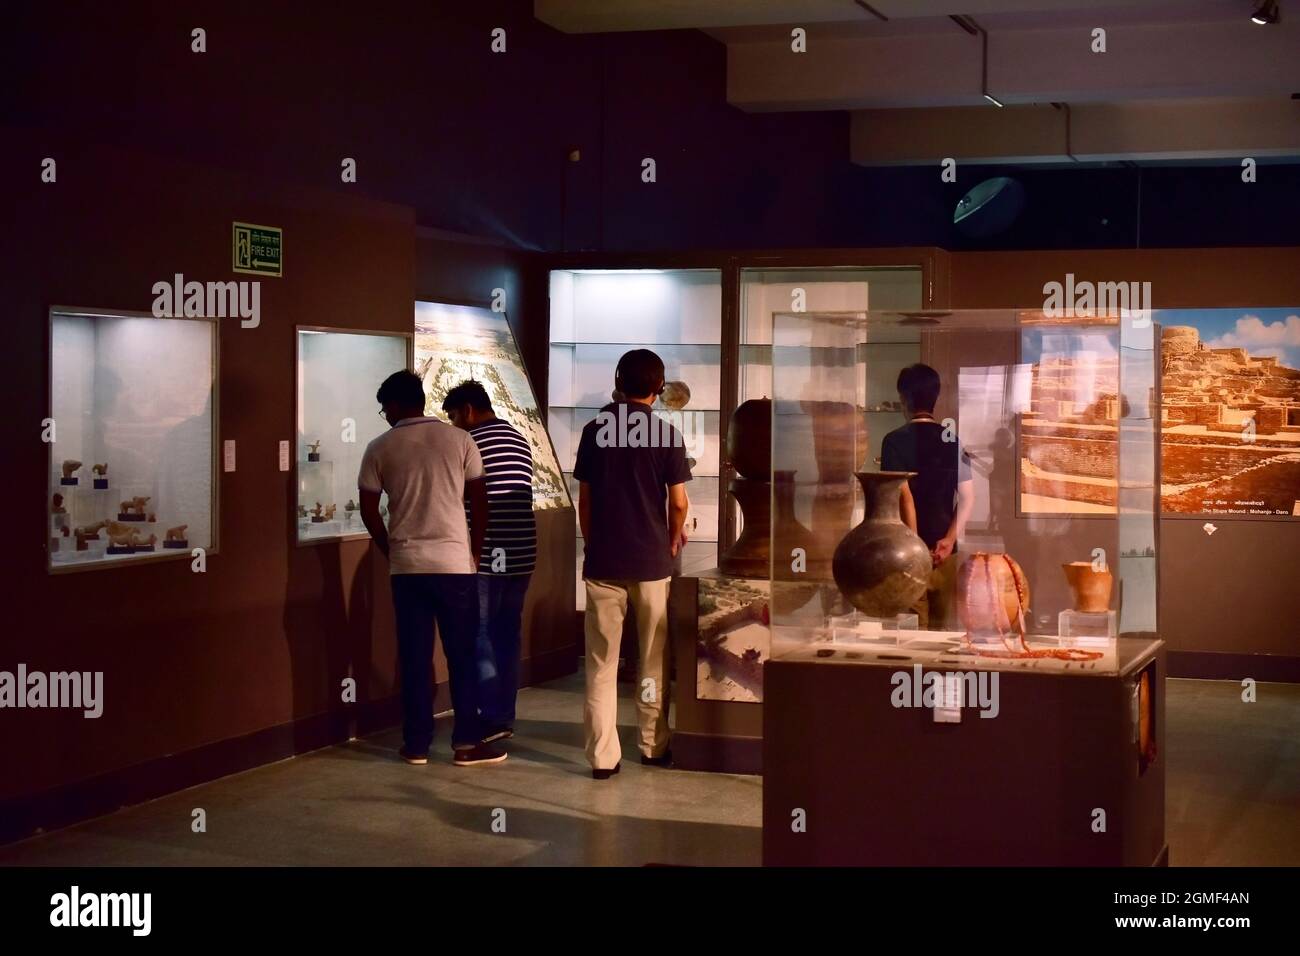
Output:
[771, 470, 821, 580]
[659, 381, 691, 410]
[1062, 561, 1112, 613]
[718, 477, 770, 579]
[804, 400, 868, 485]
[727, 398, 771, 480]
[956, 553, 1031, 638]
[831, 472, 931, 617]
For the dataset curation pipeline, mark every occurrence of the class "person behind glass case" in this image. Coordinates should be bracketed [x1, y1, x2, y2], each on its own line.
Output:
[575, 349, 691, 780]
[880, 363, 975, 629]
[358, 370, 505, 767]
[442, 379, 536, 745]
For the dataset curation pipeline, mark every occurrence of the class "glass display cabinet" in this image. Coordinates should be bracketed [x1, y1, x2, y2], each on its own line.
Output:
[548, 268, 722, 606]
[761, 307, 1165, 866]
[766, 307, 1160, 671]
[48, 308, 218, 571]
[295, 328, 411, 544]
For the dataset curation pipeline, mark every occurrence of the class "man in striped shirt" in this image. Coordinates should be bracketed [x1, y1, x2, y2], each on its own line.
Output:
[443, 380, 536, 743]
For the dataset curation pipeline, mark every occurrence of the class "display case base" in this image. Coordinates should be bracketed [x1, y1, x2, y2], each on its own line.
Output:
[762, 637, 1166, 865]
[117, 513, 146, 522]
[106, 546, 134, 555]
[163, 540, 189, 549]
[93, 479, 108, 490]
[60, 478, 79, 487]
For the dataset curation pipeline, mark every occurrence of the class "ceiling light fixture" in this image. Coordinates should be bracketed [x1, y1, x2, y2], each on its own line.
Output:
[1251, 1, 1280, 24]
[979, 21, 1003, 107]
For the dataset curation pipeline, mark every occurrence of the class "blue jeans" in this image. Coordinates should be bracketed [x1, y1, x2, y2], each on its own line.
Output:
[476, 573, 531, 727]
[391, 573, 482, 751]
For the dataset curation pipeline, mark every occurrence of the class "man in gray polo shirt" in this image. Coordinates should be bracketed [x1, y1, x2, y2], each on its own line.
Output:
[358, 370, 505, 767]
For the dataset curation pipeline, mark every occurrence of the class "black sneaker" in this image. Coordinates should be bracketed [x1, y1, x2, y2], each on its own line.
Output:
[592, 763, 621, 780]
[453, 743, 507, 767]
[481, 725, 514, 744]
[399, 747, 429, 765]
[640, 749, 673, 768]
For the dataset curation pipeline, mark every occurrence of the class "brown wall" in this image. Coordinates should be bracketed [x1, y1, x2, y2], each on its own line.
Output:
[948, 247, 1300, 676]
[0, 131, 419, 835]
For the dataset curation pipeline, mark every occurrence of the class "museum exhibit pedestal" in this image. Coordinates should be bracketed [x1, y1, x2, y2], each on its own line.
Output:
[669, 569, 767, 774]
[762, 637, 1166, 866]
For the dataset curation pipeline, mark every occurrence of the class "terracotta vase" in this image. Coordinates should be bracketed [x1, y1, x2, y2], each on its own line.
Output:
[1062, 561, 1113, 613]
[659, 380, 691, 410]
[956, 553, 1031, 639]
[831, 472, 931, 617]
[726, 398, 771, 480]
[718, 477, 769, 579]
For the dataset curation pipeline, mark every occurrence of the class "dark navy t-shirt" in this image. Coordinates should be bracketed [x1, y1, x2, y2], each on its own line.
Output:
[880, 419, 972, 550]
[573, 401, 693, 581]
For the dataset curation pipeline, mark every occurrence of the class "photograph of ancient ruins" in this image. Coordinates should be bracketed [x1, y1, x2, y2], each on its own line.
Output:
[1160, 310, 1300, 518]
[1018, 327, 1122, 514]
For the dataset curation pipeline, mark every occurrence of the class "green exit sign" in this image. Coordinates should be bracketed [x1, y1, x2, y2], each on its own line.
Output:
[232, 222, 282, 277]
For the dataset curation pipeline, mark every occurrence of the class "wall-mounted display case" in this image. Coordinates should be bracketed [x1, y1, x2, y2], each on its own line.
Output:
[296, 327, 411, 544]
[415, 300, 570, 511]
[767, 307, 1159, 669]
[48, 308, 218, 571]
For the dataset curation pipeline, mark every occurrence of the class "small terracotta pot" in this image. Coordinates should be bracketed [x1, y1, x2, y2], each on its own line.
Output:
[1062, 561, 1113, 613]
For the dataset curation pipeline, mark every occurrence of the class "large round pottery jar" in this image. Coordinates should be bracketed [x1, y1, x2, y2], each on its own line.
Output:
[726, 398, 771, 480]
[956, 553, 1031, 639]
[831, 472, 931, 617]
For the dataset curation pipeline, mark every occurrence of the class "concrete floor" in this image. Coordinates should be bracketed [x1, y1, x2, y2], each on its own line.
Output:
[0, 675, 1295, 866]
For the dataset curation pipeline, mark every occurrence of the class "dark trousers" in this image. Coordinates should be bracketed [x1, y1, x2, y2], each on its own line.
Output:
[391, 573, 482, 751]
[476, 573, 531, 726]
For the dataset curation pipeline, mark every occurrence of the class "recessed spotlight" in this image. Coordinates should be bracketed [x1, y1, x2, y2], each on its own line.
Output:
[1251, 1, 1279, 25]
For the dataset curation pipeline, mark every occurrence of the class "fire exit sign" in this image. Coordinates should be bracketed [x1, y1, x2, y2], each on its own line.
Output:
[232, 222, 282, 277]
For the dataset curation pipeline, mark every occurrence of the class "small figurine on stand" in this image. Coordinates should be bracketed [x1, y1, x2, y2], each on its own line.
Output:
[311, 501, 325, 523]
[118, 496, 150, 521]
[76, 520, 108, 551]
[106, 522, 145, 554]
[163, 524, 189, 549]
[297, 504, 308, 519]
[60, 460, 83, 486]
[92, 463, 109, 490]
[147, 513, 157, 523]
[51, 493, 66, 515]
[324, 503, 336, 521]
[307, 440, 322, 462]
[344, 499, 358, 527]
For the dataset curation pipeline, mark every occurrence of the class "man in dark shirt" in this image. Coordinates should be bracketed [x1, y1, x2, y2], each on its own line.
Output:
[880, 363, 974, 628]
[443, 379, 536, 745]
[573, 349, 691, 779]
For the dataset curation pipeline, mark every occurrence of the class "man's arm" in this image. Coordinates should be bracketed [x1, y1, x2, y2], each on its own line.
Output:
[359, 489, 388, 559]
[899, 481, 918, 534]
[577, 481, 592, 541]
[466, 476, 488, 566]
[667, 482, 689, 557]
[933, 479, 975, 563]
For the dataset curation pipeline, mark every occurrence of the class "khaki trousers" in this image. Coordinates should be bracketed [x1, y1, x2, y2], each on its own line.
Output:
[583, 577, 672, 770]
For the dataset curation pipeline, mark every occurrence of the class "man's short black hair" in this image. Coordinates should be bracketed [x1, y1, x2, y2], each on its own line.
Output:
[615, 349, 666, 400]
[442, 379, 493, 413]
[897, 363, 942, 413]
[376, 369, 426, 409]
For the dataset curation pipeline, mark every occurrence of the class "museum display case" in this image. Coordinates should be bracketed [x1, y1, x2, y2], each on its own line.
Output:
[548, 268, 722, 606]
[766, 306, 1160, 668]
[761, 307, 1165, 864]
[48, 308, 218, 571]
[296, 328, 411, 544]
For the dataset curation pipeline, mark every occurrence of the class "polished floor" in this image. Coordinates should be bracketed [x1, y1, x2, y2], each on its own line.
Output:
[0, 675, 1295, 866]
